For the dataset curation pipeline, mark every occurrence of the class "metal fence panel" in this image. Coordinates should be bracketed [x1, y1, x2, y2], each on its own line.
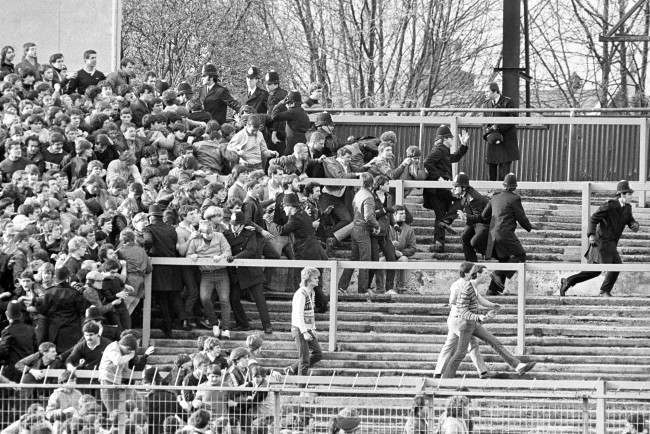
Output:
[334, 120, 644, 182]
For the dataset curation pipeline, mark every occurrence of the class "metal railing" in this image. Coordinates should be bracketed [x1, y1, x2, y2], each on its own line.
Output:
[306, 111, 650, 198]
[0, 376, 648, 433]
[142, 258, 650, 358]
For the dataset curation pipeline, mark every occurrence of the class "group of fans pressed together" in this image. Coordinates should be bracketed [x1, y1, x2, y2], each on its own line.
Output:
[0, 41, 642, 432]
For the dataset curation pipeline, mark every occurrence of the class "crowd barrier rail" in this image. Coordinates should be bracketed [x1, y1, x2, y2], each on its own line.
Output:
[304, 110, 650, 200]
[0, 375, 648, 433]
[143, 258, 650, 357]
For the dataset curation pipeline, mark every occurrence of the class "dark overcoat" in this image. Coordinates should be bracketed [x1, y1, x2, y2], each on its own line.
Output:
[422, 142, 467, 209]
[245, 87, 269, 114]
[585, 199, 636, 264]
[279, 210, 328, 260]
[37, 284, 86, 353]
[224, 228, 265, 289]
[143, 220, 182, 293]
[198, 84, 241, 125]
[482, 190, 531, 260]
[483, 95, 520, 164]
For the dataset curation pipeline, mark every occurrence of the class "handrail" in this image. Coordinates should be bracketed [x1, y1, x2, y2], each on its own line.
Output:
[143, 258, 650, 355]
[308, 112, 650, 205]
[327, 114, 646, 126]
[306, 107, 650, 114]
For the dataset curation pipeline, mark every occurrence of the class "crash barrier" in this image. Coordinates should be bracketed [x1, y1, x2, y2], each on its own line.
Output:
[305, 107, 650, 188]
[143, 258, 650, 357]
[0, 375, 647, 433]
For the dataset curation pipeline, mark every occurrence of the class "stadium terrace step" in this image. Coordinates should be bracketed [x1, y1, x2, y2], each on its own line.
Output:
[147, 293, 650, 382]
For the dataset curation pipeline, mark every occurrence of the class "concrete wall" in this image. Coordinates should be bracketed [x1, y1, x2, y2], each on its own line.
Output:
[0, 0, 120, 73]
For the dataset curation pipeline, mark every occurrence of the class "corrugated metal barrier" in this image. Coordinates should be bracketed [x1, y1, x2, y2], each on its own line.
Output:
[332, 120, 647, 182]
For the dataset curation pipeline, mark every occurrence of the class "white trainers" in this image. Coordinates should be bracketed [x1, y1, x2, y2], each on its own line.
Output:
[515, 362, 536, 375]
[220, 330, 231, 340]
[386, 289, 399, 296]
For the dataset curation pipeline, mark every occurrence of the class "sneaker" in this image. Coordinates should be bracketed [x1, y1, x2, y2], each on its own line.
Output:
[220, 330, 231, 340]
[516, 361, 536, 375]
[385, 289, 399, 296]
[559, 278, 569, 297]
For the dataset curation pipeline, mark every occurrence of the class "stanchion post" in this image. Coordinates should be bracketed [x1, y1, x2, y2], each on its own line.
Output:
[567, 109, 576, 181]
[142, 272, 152, 348]
[639, 118, 648, 207]
[451, 116, 460, 179]
[273, 390, 282, 434]
[596, 381, 606, 434]
[417, 109, 425, 152]
[516, 263, 526, 356]
[328, 262, 339, 352]
[581, 183, 591, 263]
[394, 180, 405, 206]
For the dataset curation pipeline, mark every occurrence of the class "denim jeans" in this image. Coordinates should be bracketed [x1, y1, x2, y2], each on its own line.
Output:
[338, 225, 372, 293]
[290, 327, 322, 375]
[443, 319, 520, 378]
[199, 269, 230, 327]
[434, 316, 486, 376]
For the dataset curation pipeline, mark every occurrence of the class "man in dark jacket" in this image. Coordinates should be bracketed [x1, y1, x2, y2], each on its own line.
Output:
[143, 204, 183, 338]
[0, 301, 36, 381]
[442, 173, 490, 262]
[37, 267, 86, 353]
[243, 66, 269, 114]
[271, 91, 311, 155]
[560, 180, 639, 297]
[130, 84, 154, 127]
[482, 173, 532, 295]
[483, 82, 520, 181]
[274, 193, 328, 312]
[198, 63, 241, 125]
[423, 125, 469, 253]
[224, 212, 272, 334]
[307, 112, 340, 159]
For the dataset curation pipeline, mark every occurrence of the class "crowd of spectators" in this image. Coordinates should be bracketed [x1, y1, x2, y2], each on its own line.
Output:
[0, 41, 440, 433]
[0, 39, 556, 433]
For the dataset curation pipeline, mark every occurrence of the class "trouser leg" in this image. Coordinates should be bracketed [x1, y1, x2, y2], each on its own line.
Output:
[356, 228, 372, 293]
[292, 327, 310, 375]
[307, 331, 322, 367]
[565, 271, 602, 288]
[199, 272, 218, 324]
[229, 282, 250, 328]
[443, 321, 475, 378]
[461, 225, 478, 262]
[473, 322, 520, 369]
[488, 164, 498, 181]
[248, 283, 271, 329]
[155, 291, 172, 334]
[498, 162, 512, 180]
[213, 270, 231, 328]
[181, 266, 200, 321]
[471, 224, 489, 256]
[431, 189, 452, 244]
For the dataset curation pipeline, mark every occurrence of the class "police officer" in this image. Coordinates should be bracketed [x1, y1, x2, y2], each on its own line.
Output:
[560, 180, 639, 297]
[265, 70, 288, 152]
[442, 172, 490, 262]
[271, 91, 311, 155]
[422, 125, 469, 253]
[224, 211, 273, 334]
[243, 66, 269, 114]
[481, 173, 532, 295]
[198, 63, 241, 124]
[307, 112, 340, 159]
